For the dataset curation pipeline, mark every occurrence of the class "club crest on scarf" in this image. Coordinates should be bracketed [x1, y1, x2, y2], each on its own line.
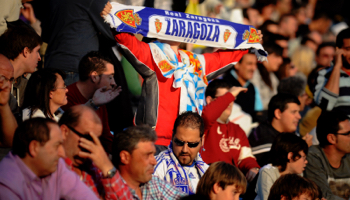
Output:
[224, 29, 231, 43]
[155, 18, 162, 33]
[116, 9, 142, 28]
[242, 28, 260, 43]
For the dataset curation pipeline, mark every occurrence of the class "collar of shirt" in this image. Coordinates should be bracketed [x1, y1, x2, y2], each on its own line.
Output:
[230, 69, 250, 88]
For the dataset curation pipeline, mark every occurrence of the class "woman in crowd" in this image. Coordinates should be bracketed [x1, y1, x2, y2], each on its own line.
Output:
[196, 161, 247, 200]
[22, 68, 67, 122]
[255, 133, 309, 200]
[268, 174, 320, 200]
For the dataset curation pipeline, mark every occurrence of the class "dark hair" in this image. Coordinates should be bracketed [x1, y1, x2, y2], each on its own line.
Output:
[301, 36, 317, 46]
[278, 76, 307, 97]
[263, 42, 283, 57]
[268, 93, 300, 122]
[316, 110, 349, 148]
[112, 124, 157, 168]
[172, 111, 205, 138]
[270, 133, 308, 172]
[12, 118, 56, 158]
[0, 23, 42, 60]
[238, 52, 256, 64]
[268, 174, 319, 200]
[316, 42, 336, 56]
[336, 28, 350, 48]
[205, 79, 230, 98]
[78, 51, 112, 81]
[197, 162, 247, 197]
[22, 68, 66, 119]
[275, 57, 291, 80]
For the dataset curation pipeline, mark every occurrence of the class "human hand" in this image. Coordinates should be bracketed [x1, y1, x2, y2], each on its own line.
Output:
[229, 86, 248, 97]
[78, 132, 114, 176]
[92, 85, 122, 106]
[21, 3, 37, 24]
[0, 79, 11, 107]
[258, 30, 263, 44]
[302, 132, 313, 147]
[100, 1, 112, 17]
[246, 167, 259, 182]
[334, 47, 345, 68]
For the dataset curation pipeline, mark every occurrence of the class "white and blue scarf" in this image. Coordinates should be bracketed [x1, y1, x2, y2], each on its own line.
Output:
[154, 143, 209, 194]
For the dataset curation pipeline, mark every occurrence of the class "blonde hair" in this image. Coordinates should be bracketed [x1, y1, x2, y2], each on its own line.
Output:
[291, 46, 315, 77]
[196, 162, 247, 198]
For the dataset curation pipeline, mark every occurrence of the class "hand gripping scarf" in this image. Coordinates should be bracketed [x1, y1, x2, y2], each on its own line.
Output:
[103, 3, 267, 115]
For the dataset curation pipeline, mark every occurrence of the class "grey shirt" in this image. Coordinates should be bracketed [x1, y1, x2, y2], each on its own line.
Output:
[304, 145, 350, 200]
[255, 164, 280, 200]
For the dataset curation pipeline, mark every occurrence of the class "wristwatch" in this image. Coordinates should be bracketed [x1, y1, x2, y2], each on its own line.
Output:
[88, 99, 100, 110]
[105, 167, 117, 178]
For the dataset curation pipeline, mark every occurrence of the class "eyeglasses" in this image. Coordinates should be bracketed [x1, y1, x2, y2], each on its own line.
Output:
[174, 138, 200, 148]
[55, 85, 67, 90]
[66, 125, 93, 142]
[0, 74, 14, 84]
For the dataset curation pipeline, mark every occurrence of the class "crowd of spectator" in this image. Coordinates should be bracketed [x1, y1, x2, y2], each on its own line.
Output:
[1, 0, 350, 199]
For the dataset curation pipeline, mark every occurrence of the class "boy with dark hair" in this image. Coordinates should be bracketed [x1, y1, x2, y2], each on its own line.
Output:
[201, 79, 260, 182]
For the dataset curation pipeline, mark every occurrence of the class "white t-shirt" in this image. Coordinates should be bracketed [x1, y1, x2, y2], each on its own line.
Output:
[22, 107, 63, 122]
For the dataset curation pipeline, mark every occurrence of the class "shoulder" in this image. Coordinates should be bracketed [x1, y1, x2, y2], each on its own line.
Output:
[0, 153, 25, 194]
[148, 176, 185, 197]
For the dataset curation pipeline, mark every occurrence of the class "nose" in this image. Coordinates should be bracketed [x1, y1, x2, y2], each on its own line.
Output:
[182, 143, 189, 153]
[58, 145, 66, 158]
[296, 112, 301, 120]
[38, 53, 42, 61]
[305, 159, 308, 164]
[150, 154, 157, 165]
[111, 77, 116, 87]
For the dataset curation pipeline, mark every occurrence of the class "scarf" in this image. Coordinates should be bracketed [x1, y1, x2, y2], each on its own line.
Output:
[103, 2, 267, 61]
[155, 143, 208, 194]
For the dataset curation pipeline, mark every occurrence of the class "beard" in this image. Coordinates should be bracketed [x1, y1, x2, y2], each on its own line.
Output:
[342, 56, 350, 69]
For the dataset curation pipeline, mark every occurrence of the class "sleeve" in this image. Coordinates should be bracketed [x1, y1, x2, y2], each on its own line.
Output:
[0, 184, 21, 200]
[314, 68, 338, 111]
[201, 92, 235, 129]
[255, 168, 276, 200]
[204, 49, 249, 80]
[114, 32, 157, 75]
[101, 170, 133, 200]
[236, 126, 260, 173]
[304, 150, 343, 200]
[58, 160, 100, 200]
[88, 0, 115, 42]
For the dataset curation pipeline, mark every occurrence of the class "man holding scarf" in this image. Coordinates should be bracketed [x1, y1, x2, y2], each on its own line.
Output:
[154, 111, 209, 195]
[101, 3, 265, 151]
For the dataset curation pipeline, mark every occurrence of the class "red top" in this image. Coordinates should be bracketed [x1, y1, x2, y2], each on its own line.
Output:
[64, 157, 133, 200]
[201, 92, 260, 174]
[115, 32, 249, 146]
[61, 82, 113, 154]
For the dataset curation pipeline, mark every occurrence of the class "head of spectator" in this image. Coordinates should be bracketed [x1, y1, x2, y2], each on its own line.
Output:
[335, 28, 350, 69]
[232, 52, 257, 86]
[279, 14, 298, 39]
[270, 133, 308, 175]
[78, 51, 116, 91]
[275, 58, 297, 80]
[309, 13, 332, 35]
[22, 68, 67, 121]
[59, 105, 102, 167]
[300, 36, 318, 53]
[268, 93, 301, 133]
[268, 174, 319, 200]
[171, 111, 204, 166]
[112, 125, 157, 188]
[292, 3, 308, 25]
[255, 0, 277, 22]
[265, 33, 289, 58]
[260, 20, 279, 35]
[242, 7, 262, 28]
[316, 111, 350, 153]
[308, 31, 323, 47]
[196, 161, 247, 200]
[315, 42, 336, 67]
[0, 24, 42, 79]
[278, 76, 309, 111]
[275, 0, 292, 17]
[12, 118, 65, 177]
[0, 54, 14, 91]
[291, 46, 315, 77]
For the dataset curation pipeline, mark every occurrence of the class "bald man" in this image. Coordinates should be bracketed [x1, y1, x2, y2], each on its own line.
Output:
[0, 54, 17, 147]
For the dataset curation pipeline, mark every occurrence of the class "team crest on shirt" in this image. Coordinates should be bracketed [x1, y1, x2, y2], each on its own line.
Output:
[116, 9, 142, 28]
[223, 29, 231, 43]
[155, 18, 162, 33]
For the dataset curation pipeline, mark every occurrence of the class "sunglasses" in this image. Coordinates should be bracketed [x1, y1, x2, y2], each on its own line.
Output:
[336, 131, 350, 136]
[66, 125, 94, 142]
[174, 138, 200, 148]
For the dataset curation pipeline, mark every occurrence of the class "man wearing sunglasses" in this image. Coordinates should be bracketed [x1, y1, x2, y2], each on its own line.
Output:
[154, 112, 209, 195]
[59, 105, 132, 199]
[305, 110, 350, 200]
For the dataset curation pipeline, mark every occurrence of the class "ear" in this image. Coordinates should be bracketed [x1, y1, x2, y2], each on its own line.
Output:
[120, 150, 131, 165]
[206, 96, 213, 105]
[23, 47, 30, 58]
[213, 182, 222, 194]
[90, 71, 99, 83]
[281, 195, 287, 200]
[60, 125, 69, 140]
[28, 140, 40, 158]
[287, 152, 293, 161]
[274, 109, 282, 120]
[234, 63, 240, 71]
[327, 133, 337, 145]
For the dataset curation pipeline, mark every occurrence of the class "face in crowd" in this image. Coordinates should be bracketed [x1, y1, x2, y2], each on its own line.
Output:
[97, 62, 116, 90]
[277, 102, 301, 133]
[172, 125, 203, 166]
